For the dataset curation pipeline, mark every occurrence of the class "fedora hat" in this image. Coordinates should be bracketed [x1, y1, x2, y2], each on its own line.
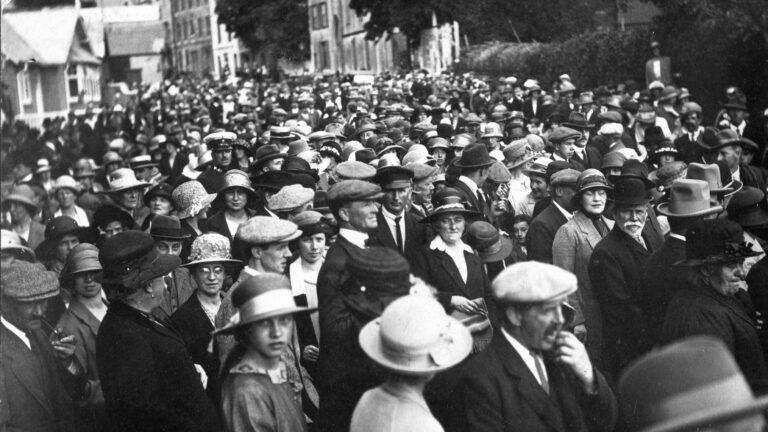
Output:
[613, 159, 655, 189]
[714, 129, 760, 153]
[562, 112, 595, 130]
[182, 233, 241, 267]
[685, 163, 733, 194]
[421, 187, 481, 223]
[358, 294, 472, 375]
[655, 179, 723, 218]
[722, 95, 747, 111]
[612, 178, 652, 207]
[466, 221, 513, 264]
[149, 215, 190, 240]
[0, 229, 36, 262]
[619, 336, 768, 432]
[726, 187, 768, 228]
[675, 219, 761, 266]
[251, 144, 287, 170]
[107, 168, 150, 193]
[2, 184, 40, 214]
[454, 143, 494, 169]
[172, 180, 217, 219]
[213, 274, 315, 335]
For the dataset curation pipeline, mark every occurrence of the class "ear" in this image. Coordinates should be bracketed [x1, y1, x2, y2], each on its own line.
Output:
[504, 307, 523, 327]
[250, 246, 262, 260]
[337, 206, 351, 223]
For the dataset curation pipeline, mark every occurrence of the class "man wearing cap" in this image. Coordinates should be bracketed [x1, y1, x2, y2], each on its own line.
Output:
[452, 143, 495, 221]
[129, 155, 164, 185]
[370, 164, 428, 260]
[549, 126, 583, 168]
[450, 262, 617, 432]
[643, 179, 723, 344]
[1, 261, 92, 432]
[710, 129, 766, 192]
[198, 131, 236, 193]
[589, 177, 664, 381]
[408, 163, 439, 220]
[528, 169, 581, 264]
[2, 184, 46, 250]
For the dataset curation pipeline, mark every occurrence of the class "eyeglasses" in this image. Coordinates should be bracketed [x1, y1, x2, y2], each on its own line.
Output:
[198, 266, 224, 276]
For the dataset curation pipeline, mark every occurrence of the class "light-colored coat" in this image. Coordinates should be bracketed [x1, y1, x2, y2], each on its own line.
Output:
[552, 211, 613, 363]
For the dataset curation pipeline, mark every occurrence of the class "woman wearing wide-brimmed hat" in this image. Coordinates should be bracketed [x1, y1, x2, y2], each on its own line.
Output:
[171, 233, 241, 403]
[215, 273, 315, 432]
[35, 216, 95, 275]
[56, 243, 108, 432]
[552, 169, 615, 366]
[52, 175, 93, 227]
[351, 295, 472, 432]
[660, 219, 768, 387]
[104, 168, 151, 228]
[172, 180, 217, 261]
[411, 188, 495, 323]
[205, 170, 257, 242]
[1, 184, 46, 249]
[0, 229, 36, 264]
[96, 231, 220, 432]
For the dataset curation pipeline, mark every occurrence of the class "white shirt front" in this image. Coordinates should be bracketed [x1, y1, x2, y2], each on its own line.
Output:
[1, 315, 31, 350]
[55, 205, 90, 227]
[381, 208, 406, 250]
[430, 236, 473, 283]
[502, 327, 548, 387]
[225, 213, 248, 238]
[339, 228, 368, 249]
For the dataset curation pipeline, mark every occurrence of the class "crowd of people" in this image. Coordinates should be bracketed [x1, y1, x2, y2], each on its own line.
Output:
[2, 67, 768, 432]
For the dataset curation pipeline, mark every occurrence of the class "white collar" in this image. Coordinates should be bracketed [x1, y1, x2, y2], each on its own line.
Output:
[429, 235, 473, 253]
[501, 327, 547, 386]
[339, 228, 368, 249]
[1, 315, 31, 350]
[458, 176, 479, 194]
[381, 207, 404, 221]
[552, 200, 574, 220]
[669, 232, 686, 242]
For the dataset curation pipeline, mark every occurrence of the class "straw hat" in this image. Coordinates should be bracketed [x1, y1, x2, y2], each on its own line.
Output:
[172, 180, 217, 219]
[0, 229, 36, 262]
[182, 233, 242, 267]
[2, 184, 40, 213]
[213, 274, 315, 334]
[53, 175, 81, 194]
[107, 168, 150, 193]
[358, 295, 472, 375]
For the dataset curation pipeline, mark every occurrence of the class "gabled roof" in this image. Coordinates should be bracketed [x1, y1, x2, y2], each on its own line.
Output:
[106, 21, 165, 56]
[1, 7, 100, 66]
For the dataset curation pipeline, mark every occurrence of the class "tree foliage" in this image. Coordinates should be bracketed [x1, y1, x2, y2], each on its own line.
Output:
[348, 0, 456, 48]
[216, 0, 310, 62]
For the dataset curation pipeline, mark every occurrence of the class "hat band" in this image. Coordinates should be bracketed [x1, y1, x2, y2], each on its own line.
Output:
[238, 289, 298, 321]
[479, 237, 503, 255]
[380, 321, 455, 368]
[639, 374, 753, 430]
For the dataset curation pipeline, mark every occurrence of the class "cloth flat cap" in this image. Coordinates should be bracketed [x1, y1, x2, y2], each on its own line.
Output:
[375, 165, 414, 190]
[549, 127, 582, 144]
[328, 180, 384, 203]
[1, 261, 60, 302]
[550, 168, 581, 187]
[334, 161, 377, 180]
[267, 184, 315, 212]
[407, 163, 438, 182]
[492, 261, 577, 304]
[236, 216, 302, 245]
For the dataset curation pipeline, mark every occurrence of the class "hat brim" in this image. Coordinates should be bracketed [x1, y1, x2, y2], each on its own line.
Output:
[505, 155, 534, 170]
[673, 249, 763, 267]
[358, 315, 472, 375]
[138, 254, 182, 285]
[421, 208, 482, 224]
[639, 394, 768, 432]
[176, 192, 217, 219]
[252, 153, 287, 169]
[108, 182, 151, 193]
[35, 227, 96, 259]
[213, 305, 317, 335]
[562, 122, 595, 130]
[0, 245, 36, 262]
[182, 258, 242, 268]
[477, 236, 514, 263]
[655, 202, 724, 218]
[731, 209, 768, 228]
[2, 195, 40, 213]
[454, 160, 495, 169]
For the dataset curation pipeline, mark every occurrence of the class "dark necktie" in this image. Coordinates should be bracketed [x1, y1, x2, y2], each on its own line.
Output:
[476, 190, 486, 212]
[531, 350, 550, 395]
[394, 216, 404, 252]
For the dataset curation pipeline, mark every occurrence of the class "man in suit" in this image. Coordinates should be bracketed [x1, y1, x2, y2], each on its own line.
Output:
[643, 179, 722, 345]
[563, 112, 602, 170]
[197, 131, 236, 193]
[710, 129, 767, 192]
[452, 143, 495, 222]
[449, 261, 617, 432]
[371, 164, 428, 260]
[159, 135, 186, 183]
[589, 177, 664, 382]
[673, 103, 705, 163]
[316, 179, 383, 432]
[1, 261, 90, 431]
[527, 169, 580, 263]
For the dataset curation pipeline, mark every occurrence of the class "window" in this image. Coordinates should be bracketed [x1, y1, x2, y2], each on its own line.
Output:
[233, 53, 238, 69]
[17, 70, 31, 105]
[217, 24, 222, 43]
[318, 41, 329, 70]
[190, 19, 196, 37]
[67, 64, 79, 100]
[310, 3, 328, 30]
[175, 23, 181, 41]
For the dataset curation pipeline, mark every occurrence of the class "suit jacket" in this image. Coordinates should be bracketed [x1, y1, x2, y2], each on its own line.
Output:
[740, 163, 767, 192]
[642, 235, 689, 344]
[26, 220, 46, 251]
[552, 212, 614, 363]
[448, 334, 617, 432]
[369, 209, 428, 261]
[453, 178, 491, 222]
[523, 97, 543, 121]
[572, 146, 603, 171]
[1, 324, 77, 432]
[673, 134, 704, 164]
[527, 203, 569, 264]
[159, 152, 186, 182]
[661, 284, 768, 386]
[97, 301, 219, 432]
[588, 226, 662, 380]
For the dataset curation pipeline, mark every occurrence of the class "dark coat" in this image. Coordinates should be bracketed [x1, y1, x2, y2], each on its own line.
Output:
[523, 97, 544, 121]
[96, 301, 219, 432]
[410, 240, 495, 319]
[588, 225, 662, 380]
[159, 152, 186, 182]
[642, 235, 690, 344]
[673, 133, 704, 164]
[0, 324, 77, 432]
[572, 146, 603, 171]
[453, 178, 491, 222]
[26, 220, 47, 251]
[447, 334, 617, 432]
[661, 284, 768, 387]
[369, 209, 428, 261]
[527, 203, 568, 264]
[740, 163, 767, 192]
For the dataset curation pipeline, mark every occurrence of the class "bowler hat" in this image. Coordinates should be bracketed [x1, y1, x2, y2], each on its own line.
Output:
[213, 274, 314, 334]
[35, 216, 94, 260]
[454, 143, 494, 169]
[358, 295, 472, 375]
[466, 221, 513, 264]
[655, 179, 723, 218]
[421, 187, 481, 223]
[675, 219, 760, 266]
[611, 178, 652, 207]
[562, 112, 595, 130]
[618, 336, 768, 432]
[726, 187, 768, 228]
[149, 215, 190, 240]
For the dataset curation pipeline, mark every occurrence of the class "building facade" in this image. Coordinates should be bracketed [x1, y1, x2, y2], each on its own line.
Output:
[208, 0, 252, 77]
[169, 0, 214, 74]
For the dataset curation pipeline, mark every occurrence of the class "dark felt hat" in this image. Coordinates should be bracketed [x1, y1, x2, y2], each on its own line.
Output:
[421, 187, 481, 223]
[149, 215, 190, 240]
[454, 143, 494, 169]
[561, 112, 595, 130]
[348, 246, 411, 294]
[100, 230, 181, 288]
[374, 165, 414, 190]
[466, 221, 513, 264]
[94, 205, 135, 230]
[726, 187, 768, 228]
[611, 178, 652, 207]
[35, 216, 95, 261]
[143, 182, 175, 207]
[251, 144, 287, 170]
[675, 219, 761, 266]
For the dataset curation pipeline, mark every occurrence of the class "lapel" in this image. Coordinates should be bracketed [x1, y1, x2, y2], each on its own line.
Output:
[613, 227, 653, 258]
[375, 210, 397, 249]
[491, 336, 566, 432]
[1, 326, 55, 416]
[454, 180, 481, 212]
[435, 249, 470, 296]
[574, 212, 613, 249]
[67, 299, 102, 338]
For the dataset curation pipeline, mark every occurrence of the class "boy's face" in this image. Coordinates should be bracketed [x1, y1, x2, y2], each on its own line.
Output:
[247, 315, 294, 360]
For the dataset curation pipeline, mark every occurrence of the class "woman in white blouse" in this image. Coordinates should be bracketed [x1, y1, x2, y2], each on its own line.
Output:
[53, 175, 92, 227]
